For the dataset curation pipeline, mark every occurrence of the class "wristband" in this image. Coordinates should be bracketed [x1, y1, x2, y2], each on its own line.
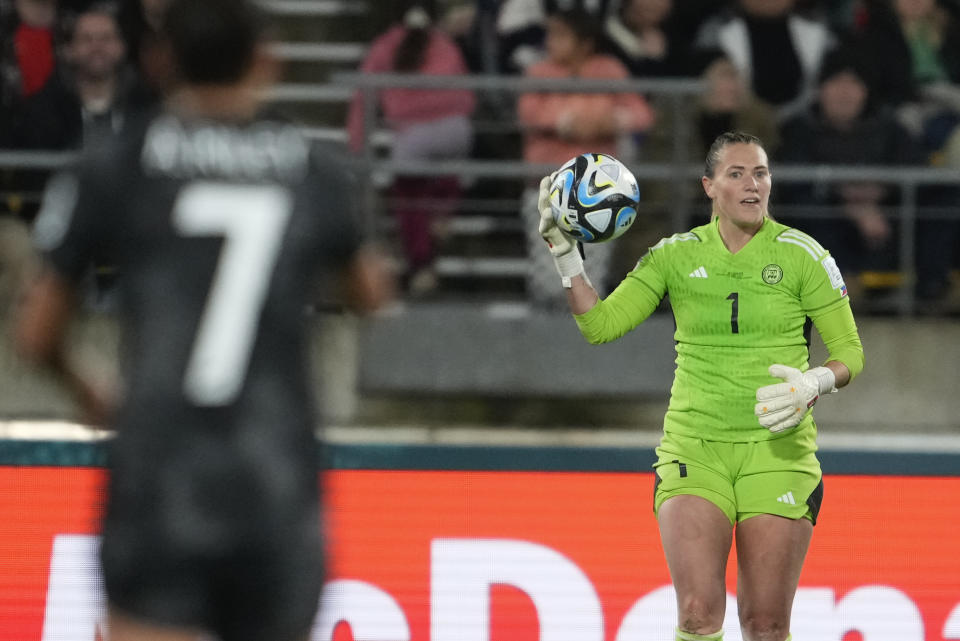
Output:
[553, 249, 584, 288]
[806, 366, 837, 395]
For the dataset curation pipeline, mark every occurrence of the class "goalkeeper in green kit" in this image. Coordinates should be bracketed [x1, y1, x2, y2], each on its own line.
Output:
[538, 132, 864, 641]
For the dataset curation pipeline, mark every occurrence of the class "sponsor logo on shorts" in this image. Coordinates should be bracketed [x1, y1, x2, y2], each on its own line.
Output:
[777, 491, 797, 505]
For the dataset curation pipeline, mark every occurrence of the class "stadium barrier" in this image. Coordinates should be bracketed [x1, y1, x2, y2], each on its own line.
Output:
[257, 0, 369, 17]
[337, 72, 960, 316]
[1, 148, 955, 315]
[0, 437, 957, 641]
[4, 73, 959, 313]
[4, 310, 959, 431]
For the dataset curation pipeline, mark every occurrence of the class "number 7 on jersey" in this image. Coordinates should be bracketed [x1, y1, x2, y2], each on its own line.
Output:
[173, 182, 292, 406]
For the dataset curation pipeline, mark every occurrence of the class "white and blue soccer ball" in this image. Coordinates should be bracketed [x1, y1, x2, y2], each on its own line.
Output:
[548, 153, 640, 243]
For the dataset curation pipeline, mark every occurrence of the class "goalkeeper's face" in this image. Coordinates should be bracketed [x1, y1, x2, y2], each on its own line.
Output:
[701, 142, 771, 228]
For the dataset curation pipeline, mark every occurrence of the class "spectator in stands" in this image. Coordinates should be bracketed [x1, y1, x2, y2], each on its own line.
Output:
[347, 1, 476, 296]
[0, 0, 58, 145]
[6, 0, 57, 97]
[600, 0, 689, 77]
[852, 0, 960, 154]
[441, 1, 485, 71]
[119, 0, 173, 101]
[819, 0, 866, 36]
[695, 0, 836, 121]
[496, 0, 612, 74]
[12, 2, 137, 150]
[665, 0, 727, 44]
[850, 0, 960, 308]
[517, 6, 654, 308]
[693, 53, 780, 157]
[777, 48, 924, 293]
[0, 0, 57, 275]
[644, 49, 779, 200]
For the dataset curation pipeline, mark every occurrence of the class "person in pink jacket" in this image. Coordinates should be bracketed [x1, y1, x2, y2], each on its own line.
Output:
[347, 2, 475, 296]
[518, 6, 655, 309]
[517, 7, 655, 166]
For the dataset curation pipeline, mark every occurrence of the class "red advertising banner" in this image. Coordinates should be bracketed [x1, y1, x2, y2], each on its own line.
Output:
[1, 467, 959, 641]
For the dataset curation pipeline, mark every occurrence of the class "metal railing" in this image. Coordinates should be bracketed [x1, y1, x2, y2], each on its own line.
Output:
[1, 158, 954, 316]
[334, 72, 960, 316]
[2, 74, 958, 315]
[334, 72, 706, 242]
[268, 42, 368, 64]
[256, 0, 369, 17]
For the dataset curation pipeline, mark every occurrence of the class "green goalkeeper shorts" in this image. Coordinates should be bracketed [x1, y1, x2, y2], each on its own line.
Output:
[652, 427, 823, 526]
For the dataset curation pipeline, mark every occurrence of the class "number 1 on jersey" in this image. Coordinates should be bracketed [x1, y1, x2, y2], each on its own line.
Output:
[726, 292, 739, 334]
[173, 183, 292, 406]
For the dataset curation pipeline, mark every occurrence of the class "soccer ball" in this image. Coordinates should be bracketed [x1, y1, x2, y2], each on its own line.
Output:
[548, 153, 640, 243]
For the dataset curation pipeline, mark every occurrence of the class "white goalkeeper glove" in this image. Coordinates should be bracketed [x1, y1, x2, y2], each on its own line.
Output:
[537, 174, 584, 288]
[754, 364, 837, 433]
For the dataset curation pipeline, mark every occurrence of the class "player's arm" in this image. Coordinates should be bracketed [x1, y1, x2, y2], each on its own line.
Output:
[309, 141, 396, 313]
[565, 274, 599, 315]
[754, 301, 862, 433]
[572, 268, 664, 344]
[755, 249, 864, 432]
[822, 359, 851, 389]
[339, 243, 395, 314]
[14, 165, 119, 427]
[810, 300, 863, 388]
[15, 268, 73, 366]
[14, 268, 114, 426]
[534, 175, 663, 341]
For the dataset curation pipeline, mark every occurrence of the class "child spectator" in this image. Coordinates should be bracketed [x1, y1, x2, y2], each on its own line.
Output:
[347, 1, 476, 296]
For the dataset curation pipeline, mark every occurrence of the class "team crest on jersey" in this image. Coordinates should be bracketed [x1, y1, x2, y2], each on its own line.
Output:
[762, 264, 783, 284]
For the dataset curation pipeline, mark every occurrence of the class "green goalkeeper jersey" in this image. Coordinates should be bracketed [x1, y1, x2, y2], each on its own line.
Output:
[575, 217, 864, 442]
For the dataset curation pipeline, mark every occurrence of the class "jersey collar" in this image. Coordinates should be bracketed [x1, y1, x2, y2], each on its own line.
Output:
[710, 215, 772, 256]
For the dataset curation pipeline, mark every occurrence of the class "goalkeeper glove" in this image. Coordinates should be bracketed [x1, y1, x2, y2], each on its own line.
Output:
[754, 364, 837, 433]
[537, 174, 584, 288]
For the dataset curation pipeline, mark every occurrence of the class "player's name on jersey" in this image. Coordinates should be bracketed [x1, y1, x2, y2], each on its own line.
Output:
[140, 115, 311, 182]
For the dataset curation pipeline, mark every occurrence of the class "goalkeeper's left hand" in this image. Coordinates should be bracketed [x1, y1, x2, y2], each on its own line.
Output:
[754, 364, 837, 432]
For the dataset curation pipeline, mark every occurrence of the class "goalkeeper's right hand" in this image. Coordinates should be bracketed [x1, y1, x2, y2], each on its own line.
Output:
[754, 364, 837, 432]
[537, 174, 584, 287]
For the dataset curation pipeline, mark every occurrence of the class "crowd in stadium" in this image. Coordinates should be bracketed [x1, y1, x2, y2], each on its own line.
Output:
[1, 0, 959, 310]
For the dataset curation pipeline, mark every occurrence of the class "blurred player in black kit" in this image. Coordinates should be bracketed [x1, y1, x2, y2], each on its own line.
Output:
[14, 1, 394, 640]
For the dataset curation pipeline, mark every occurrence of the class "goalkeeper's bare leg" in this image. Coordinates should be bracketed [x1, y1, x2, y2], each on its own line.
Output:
[735, 514, 812, 641]
[658, 495, 733, 639]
